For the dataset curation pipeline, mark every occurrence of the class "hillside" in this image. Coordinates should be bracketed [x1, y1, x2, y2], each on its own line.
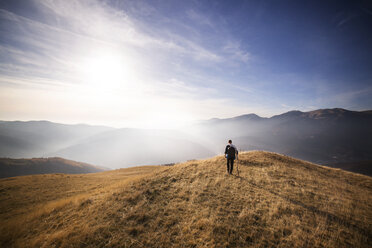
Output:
[0, 157, 105, 178]
[1, 152, 371, 247]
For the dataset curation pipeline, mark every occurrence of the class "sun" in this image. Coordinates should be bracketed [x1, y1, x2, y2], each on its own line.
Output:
[80, 51, 135, 92]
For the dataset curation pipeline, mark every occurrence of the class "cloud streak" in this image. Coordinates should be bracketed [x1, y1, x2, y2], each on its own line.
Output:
[0, 0, 370, 127]
[0, 0, 255, 127]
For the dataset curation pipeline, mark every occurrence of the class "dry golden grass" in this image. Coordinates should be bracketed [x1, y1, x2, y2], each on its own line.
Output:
[1, 151, 371, 247]
[0, 166, 163, 246]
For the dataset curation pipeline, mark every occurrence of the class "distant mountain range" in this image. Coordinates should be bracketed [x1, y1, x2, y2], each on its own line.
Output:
[0, 121, 113, 158]
[48, 128, 215, 168]
[0, 108, 371, 175]
[0, 120, 215, 169]
[193, 108, 372, 163]
[0, 157, 104, 178]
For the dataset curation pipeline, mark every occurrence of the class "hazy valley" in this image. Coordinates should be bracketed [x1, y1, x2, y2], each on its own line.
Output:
[1, 108, 371, 177]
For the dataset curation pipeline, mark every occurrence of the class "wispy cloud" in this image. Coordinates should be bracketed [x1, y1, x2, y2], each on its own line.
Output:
[223, 41, 250, 63]
[0, 0, 255, 127]
[315, 84, 372, 109]
[3, 0, 367, 127]
[186, 9, 215, 28]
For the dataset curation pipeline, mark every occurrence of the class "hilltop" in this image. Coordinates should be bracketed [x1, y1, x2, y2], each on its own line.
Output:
[1, 151, 371, 247]
[0, 157, 105, 178]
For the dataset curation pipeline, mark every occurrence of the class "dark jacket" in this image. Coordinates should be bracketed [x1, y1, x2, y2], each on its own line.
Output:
[225, 144, 238, 159]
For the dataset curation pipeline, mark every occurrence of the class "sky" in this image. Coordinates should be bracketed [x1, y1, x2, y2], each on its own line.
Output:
[0, 0, 371, 128]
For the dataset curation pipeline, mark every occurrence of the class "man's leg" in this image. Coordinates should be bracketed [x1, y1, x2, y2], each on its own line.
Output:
[230, 159, 234, 174]
[226, 158, 230, 173]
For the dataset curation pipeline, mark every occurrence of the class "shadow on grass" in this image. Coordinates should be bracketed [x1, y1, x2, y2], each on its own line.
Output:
[231, 174, 372, 238]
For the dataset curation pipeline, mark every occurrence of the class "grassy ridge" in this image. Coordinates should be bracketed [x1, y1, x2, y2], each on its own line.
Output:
[1, 151, 371, 247]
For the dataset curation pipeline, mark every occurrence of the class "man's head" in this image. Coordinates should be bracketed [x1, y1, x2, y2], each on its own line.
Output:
[228, 140, 232, 144]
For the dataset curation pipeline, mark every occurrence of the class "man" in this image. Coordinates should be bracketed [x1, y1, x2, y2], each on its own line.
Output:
[224, 140, 238, 175]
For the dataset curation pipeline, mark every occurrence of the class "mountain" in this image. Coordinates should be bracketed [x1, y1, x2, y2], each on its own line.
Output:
[0, 121, 214, 169]
[267, 108, 372, 163]
[49, 128, 215, 168]
[1, 152, 371, 247]
[190, 108, 372, 175]
[327, 160, 372, 177]
[0, 121, 113, 157]
[201, 113, 265, 124]
[0, 108, 371, 175]
[0, 157, 105, 178]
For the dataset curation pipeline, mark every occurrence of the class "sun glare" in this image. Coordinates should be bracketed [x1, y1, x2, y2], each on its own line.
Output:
[75, 50, 193, 129]
[80, 52, 136, 92]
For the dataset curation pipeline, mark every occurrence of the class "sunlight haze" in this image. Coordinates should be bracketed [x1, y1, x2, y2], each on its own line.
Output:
[0, 0, 371, 128]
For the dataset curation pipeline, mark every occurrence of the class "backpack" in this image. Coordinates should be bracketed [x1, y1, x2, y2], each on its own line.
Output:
[227, 145, 236, 159]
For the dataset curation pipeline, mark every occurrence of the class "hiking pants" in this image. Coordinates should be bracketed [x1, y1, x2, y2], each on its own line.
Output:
[227, 158, 234, 174]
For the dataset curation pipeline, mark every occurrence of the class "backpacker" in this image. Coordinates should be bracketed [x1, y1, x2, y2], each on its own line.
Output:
[227, 145, 236, 159]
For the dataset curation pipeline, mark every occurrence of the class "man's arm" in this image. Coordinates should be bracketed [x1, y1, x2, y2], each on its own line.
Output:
[232, 144, 238, 159]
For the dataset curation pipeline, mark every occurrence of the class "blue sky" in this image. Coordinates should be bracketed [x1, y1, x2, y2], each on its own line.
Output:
[0, 0, 371, 127]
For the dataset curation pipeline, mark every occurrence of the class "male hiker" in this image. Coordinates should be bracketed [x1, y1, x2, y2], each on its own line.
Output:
[224, 140, 238, 175]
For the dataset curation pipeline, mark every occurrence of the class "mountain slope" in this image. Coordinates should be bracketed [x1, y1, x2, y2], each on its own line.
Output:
[49, 128, 215, 168]
[0, 157, 104, 178]
[1, 151, 371, 247]
[0, 121, 113, 157]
